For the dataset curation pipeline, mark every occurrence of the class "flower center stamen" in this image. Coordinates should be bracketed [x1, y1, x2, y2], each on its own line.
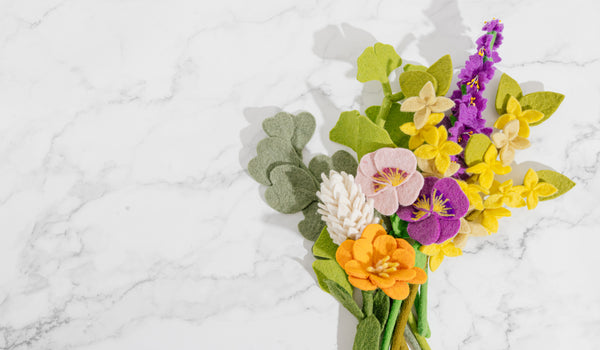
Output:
[366, 256, 399, 278]
[372, 167, 408, 193]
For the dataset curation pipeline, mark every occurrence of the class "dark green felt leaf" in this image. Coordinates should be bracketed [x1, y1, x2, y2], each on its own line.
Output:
[426, 54, 453, 95]
[291, 112, 316, 153]
[329, 110, 396, 160]
[262, 112, 295, 141]
[313, 259, 353, 295]
[324, 280, 365, 320]
[248, 137, 301, 186]
[390, 214, 409, 239]
[365, 103, 412, 148]
[403, 64, 427, 72]
[536, 170, 575, 201]
[495, 73, 523, 115]
[309, 154, 333, 181]
[399, 71, 438, 97]
[356, 43, 402, 83]
[352, 314, 381, 350]
[264, 164, 317, 214]
[298, 202, 323, 241]
[332, 150, 358, 176]
[519, 92, 565, 126]
[313, 227, 338, 260]
[464, 134, 492, 167]
[373, 289, 390, 332]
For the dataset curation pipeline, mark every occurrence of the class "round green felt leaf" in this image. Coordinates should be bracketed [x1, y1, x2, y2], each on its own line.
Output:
[495, 73, 523, 115]
[519, 92, 565, 126]
[298, 202, 324, 241]
[464, 134, 492, 167]
[248, 137, 300, 186]
[264, 164, 318, 214]
[308, 154, 333, 181]
[331, 150, 358, 176]
[426, 54, 453, 95]
[262, 112, 295, 141]
[398, 71, 438, 97]
[291, 112, 316, 153]
[537, 170, 575, 201]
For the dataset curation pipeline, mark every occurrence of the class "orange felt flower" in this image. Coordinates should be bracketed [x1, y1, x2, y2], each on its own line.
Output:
[335, 224, 427, 300]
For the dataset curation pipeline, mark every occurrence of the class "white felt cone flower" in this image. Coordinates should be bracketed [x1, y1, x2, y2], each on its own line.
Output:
[400, 81, 455, 129]
[491, 119, 531, 165]
[317, 170, 379, 245]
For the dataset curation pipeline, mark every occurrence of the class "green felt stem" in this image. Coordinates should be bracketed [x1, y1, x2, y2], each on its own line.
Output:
[390, 91, 405, 102]
[362, 290, 374, 316]
[403, 324, 421, 350]
[416, 260, 430, 337]
[408, 313, 431, 350]
[375, 82, 393, 127]
[381, 299, 402, 350]
[391, 284, 419, 350]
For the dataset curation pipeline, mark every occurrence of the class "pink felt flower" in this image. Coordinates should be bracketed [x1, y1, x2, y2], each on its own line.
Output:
[355, 148, 425, 215]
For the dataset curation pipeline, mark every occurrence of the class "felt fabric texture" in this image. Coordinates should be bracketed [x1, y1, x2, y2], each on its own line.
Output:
[484, 179, 525, 208]
[264, 164, 318, 214]
[404, 64, 427, 72]
[356, 43, 402, 84]
[248, 136, 301, 186]
[479, 207, 511, 233]
[313, 259, 353, 295]
[324, 279, 365, 320]
[413, 126, 462, 174]
[457, 180, 488, 211]
[494, 96, 543, 138]
[354, 148, 425, 215]
[465, 145, 511, 189]
[373, 289, 390, 331]
[453, 217, 489, 249]
[400, 112, 445, 150]
[313, 227, 339, 260]
[514, 169, 558, 210]
[536, 170, 576, 201]
[417, 157, 460, 179]
[426, 54, 453, 95]
[329, 110, 396, 160]
[419, 241, 462, 272]
[290, 112, 317, 153]
[400, 81, 454, 129]
[396, 177, 469, 245]
[491, 119, 531, 165]
[309, 150, 359, 182]
[365, 103, 413, 148]
[261, 111, 316, 155]
[399, 71, 438, 99]
[390, 214, 410, 239]
[298, 202, 324, 241]
[519, 91, 565, 126]
[495, 73, 523, 114]
[352, 314, 381, 350]
[463, 133, 492, 167]
[335, 224, 427, 300]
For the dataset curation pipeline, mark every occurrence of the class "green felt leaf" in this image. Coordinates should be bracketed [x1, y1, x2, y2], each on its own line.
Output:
[356, 43, 402, 83]
[365, 103, 413, 148]
[411, 241, 427, 270]
[248, 137, 301, 186]
[298, 202, 324, 241]
[464, 134, 492, 167]
[262, 112, 295, 141]
[426, 54, 453, 95]
[399, 71, 438, 98]
[332, 150, 358, 176]
[324, 280, 364, 320]
[495, 73, 523, 115]
[390, 214, 409, 239]
[313, 227, 338, 260]
[352, 314, 381, 350]
[373, 289, 390, 332]
[291, 112, 316, 153]
[329, 110, 396, 160]
[313, 259, 353, 295]
[536, 170, 576, 201]
[519, 92, 565, 126]
[264, 164, 317, 214]
[308, 154, 333, 181]
[403, 64, 427, 72]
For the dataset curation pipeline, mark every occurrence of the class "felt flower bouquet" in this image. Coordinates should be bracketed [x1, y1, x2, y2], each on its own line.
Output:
[248, 19, 574, 350]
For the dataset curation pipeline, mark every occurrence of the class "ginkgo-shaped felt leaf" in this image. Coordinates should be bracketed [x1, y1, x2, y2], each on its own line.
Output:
[413, 125, 462, 174]
[356, 43, 402, 83]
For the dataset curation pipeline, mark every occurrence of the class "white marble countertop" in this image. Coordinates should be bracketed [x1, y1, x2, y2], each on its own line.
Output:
[1, 0, 599, 349]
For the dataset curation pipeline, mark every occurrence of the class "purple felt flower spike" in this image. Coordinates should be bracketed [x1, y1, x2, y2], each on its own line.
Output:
[397, 177, 469, 245]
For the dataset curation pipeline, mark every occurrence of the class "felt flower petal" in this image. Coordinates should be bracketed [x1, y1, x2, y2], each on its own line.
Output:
[400, 97, 424, 112]
[349, 276, 377, 291]
[345, 260, 370, 278]
[434, 153, 451, 174]
[369, 274, 396, 289]
[521, 109, 544, 123]
[373, 235, 397, 258]
[436, 219, 461, 243]
[518, 119, 531, 138]
[407, 215, 440, 245]
[430, 97, 455, 112]
[388, 268, 417, 281]
[499, 146, 515, 165]
[353, 239, 374, 264]
[536, 183, 558, 197]
[429, 254, 444, 272]
[370, 187, 399, 215]
[396, 204, 418, 222]
[354, 170, 376, 196]
[433, 178, 470, 219]
[357, 151, 379, 184]
[506, 96, 522, 115]
[419, 244, 441, 256]
[419, 81, 436, 100]
[392, 245, 415, 268]
[396, 172, 424, 206]
[414, 145, 437, 159]
[360, 224, 386, 242]
[336, 240, 355, 267]
[494, 113, 515, 130]
[407, 267, 427, 284]
[413, 108, 430, 129]
[382, 281, 410, 300]
[492, 132, 508, 148]
[511, 137, 531, 149]
[400, 122, 418, 136]
[373, 147, 417, 174]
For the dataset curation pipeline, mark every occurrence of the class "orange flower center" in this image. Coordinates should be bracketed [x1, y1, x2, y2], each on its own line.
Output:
[372, 167, 408, 193]
[366, 255, 399, 278]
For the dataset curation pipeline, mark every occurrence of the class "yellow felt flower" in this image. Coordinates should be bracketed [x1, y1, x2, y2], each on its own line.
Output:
[453, 217, 490, 248]
[465, 145, 511, 189]
[400, 82, 455, 129]
[417, 157, 460, 178]
[494, 96, 543, 138]
[491, 119, 531, 165]
[400, 113, 445, 149]
[480, 207, 512, 233]
[457, 180, 489, 211]
[484, 179, 526, 208]
[513, 168, 558, 210]
[413, 126, 462, 174]
[420, 241, 462, 272]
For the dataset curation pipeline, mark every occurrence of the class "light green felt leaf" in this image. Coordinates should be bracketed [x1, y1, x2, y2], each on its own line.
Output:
[329, 110, 396, 160]
[248, 137, 301, 186]
[495, 73, 523, 115]
[403, 64, 427, 72]
[426, 54, 453, 95]
[324, 280, 365, 320]
[365, 103, 412, 148]
[264, 164, 317, 214]
[536, 170, 575, 201]
[262, 112, 295, 141]
[298, 202, 323, 241]
[411, 241, 427, 270]
[373, 289, 390, 332]
[291, 112, 316, 153]
[308, 154, 333, 181]
[313, 227, 338, 260]
[332, 150, 358, 176]
[519, 92, 565, 126]
[357, 43, 402, 83]
[399, 71, 438, 97]
[352, 314, 381, 350]
[313, 259, 353, 295]
[464, 134, 492, 167]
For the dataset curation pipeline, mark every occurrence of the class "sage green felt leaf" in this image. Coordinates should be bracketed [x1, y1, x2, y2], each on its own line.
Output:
[313, 259, 353, 295]
[324, 280, 365, 320]
[399, 71, 438, 97]
[403, 64, 427, 72]
[495, 73, 523, 114]
[365, 103, 412, 148]
[373, 290, 390, 332]
[298, 202, 323, 241]
[390, 214, 409, 239]
[313, 227, 338, 260]
[262, 112, 295, 141]
[332, 150, 358, 175]
[519, 92, 565, 126]
[308, 154, 333, 181]
[536, 170, 575, 201]
[329, 110, 396, 160]
[356, 43, 402, 83]
[248, 137, 301, 186]
[352, 314, 381, 350]
[265, 164, 317, 214]
[426, 54, 453, 95]
[464, 134, 492, 167]
[291, 112, 317, 153]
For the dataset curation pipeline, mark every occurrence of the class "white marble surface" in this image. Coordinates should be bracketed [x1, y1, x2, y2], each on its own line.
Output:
[0, 0, 599, 349]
